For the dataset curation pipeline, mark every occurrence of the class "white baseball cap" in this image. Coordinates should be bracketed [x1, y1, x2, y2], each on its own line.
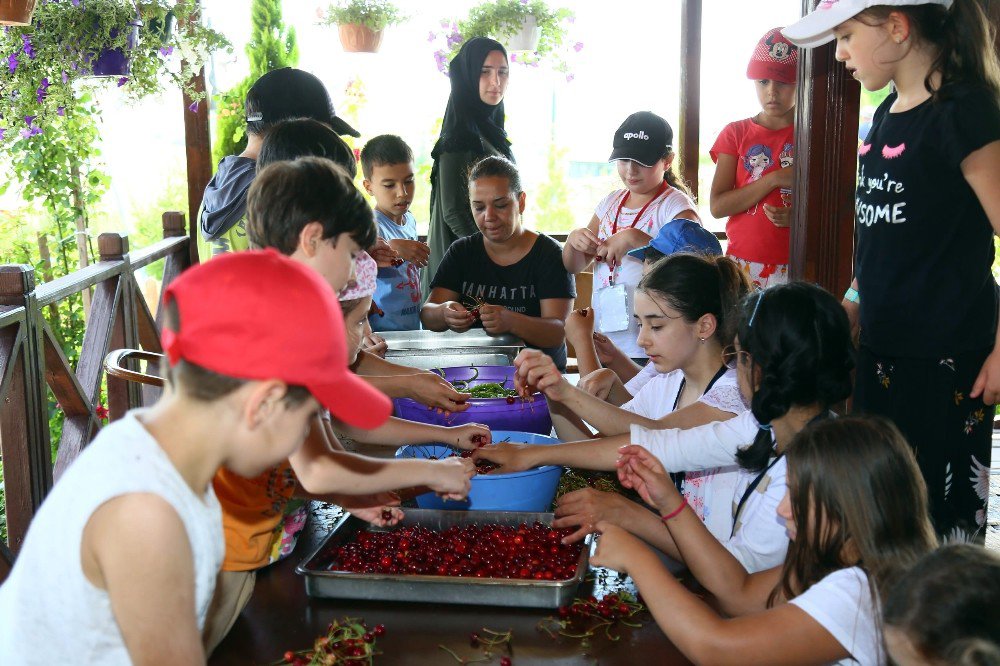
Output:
[783, 0, 953, 48]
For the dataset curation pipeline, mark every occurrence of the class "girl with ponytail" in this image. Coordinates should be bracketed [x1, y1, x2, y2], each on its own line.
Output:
[785, 0, 1000, 541]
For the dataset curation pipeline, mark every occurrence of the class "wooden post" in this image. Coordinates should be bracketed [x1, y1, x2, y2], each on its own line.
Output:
[679, 0, 703, 199]
[183, 68, 212, 267]
[0, 265, 52, 554]
[98, 234, 142, 421]
[788, 1, 859, 294]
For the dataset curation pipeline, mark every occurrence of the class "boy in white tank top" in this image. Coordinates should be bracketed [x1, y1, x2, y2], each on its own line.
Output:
[0, 250, 394, 665]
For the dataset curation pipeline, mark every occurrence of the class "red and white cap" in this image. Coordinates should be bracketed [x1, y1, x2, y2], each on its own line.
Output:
[783, 0, 953, 49]
[162, 249, 391, 429]
[747, 28, 798, 84]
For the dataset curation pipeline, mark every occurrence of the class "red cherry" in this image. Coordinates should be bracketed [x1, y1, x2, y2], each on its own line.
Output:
[381, 508, 392, 522]
[373, 623, 386, 637]
[501, 657, 512, 666]
[505, 396, 516, 404]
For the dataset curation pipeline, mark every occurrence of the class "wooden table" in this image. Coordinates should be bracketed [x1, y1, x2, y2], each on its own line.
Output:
[210, 503, 694, 665]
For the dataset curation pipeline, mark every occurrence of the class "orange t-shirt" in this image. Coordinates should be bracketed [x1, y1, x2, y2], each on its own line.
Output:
[213, 462, 297, 571]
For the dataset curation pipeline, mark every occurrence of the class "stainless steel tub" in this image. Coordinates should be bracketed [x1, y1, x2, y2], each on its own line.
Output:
[380, 330, 524, 369]
[297, 509, 590, 608]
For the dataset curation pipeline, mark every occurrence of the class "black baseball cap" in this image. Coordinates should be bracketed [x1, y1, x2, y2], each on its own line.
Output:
[608, 111, 673, 167]
[245, 68, 360, 138]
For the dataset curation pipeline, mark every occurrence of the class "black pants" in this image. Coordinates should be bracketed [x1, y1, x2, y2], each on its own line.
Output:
[853, 345, 993, 543]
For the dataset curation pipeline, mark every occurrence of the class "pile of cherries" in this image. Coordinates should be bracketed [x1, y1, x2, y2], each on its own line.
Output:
[279, 617, 384, 665]
[324, 522, 583, 580]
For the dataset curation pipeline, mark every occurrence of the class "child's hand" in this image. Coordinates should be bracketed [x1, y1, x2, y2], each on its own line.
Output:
[471, 441, 534, 473]
[769, 165, 794, 190]
[564, 307, 596, 344]
[590, 522, 641, 574]
[593, 332, 622, 366]
[514, 348, 569, 401]
[342, 492, 403, 527]
[448, 423, 491, 450]
[552, 488, 641, 544]
[388, 238, 430, 268]
[567, 227, 601, 256]
[577, 367, 622, 401]
[596, 228, 648, 266]
[478, 303, 512, 335]
[616, 444, 682, 512]
[763, 203, 791, 228]
[369, 237, 399, 268]
[362, 331, 388, 358]
[407, 372, 472, 414]
[427, 457, 475, 500]
[443, 301, 476, 332]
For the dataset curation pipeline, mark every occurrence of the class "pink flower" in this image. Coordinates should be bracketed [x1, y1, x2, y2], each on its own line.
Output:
[95, 404, 109, 420]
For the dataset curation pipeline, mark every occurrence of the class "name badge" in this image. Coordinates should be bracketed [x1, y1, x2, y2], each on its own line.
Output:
[595, 283, 629, 333]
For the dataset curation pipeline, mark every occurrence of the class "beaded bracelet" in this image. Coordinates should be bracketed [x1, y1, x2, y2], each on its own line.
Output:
[660, 498, 688, 524]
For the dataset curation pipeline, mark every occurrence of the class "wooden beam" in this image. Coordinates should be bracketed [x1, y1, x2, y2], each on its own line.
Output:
[183, 67, 212, 267]
[679, 0, 702, 199]
[788, 1, 859, 295]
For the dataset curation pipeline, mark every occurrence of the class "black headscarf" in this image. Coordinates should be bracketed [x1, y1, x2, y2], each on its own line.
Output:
[431, 37, 514, 163]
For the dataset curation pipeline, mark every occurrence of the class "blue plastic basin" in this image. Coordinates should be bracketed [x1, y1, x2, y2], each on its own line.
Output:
[395, 430, 563, 512]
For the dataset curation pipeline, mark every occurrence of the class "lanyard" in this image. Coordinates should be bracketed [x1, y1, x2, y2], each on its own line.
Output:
[671, 365, 729, 492]
[607, 181, 669, 284]
[730, 411, 833, 538]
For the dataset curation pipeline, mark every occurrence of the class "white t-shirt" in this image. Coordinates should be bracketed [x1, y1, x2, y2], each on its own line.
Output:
[630, 411, 790, 572]
[0, 411, 224, 665]
[620, 368, 744, 545]
[592, 186, 698, 358]
[789, 567, 885, 665]
[623, 361, 660, 396]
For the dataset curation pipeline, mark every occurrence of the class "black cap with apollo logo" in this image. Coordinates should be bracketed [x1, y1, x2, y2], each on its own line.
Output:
[608, 111, 674, 167]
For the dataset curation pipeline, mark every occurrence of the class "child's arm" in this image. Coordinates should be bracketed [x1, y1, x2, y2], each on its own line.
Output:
[351, 351, 414, 376]
[355, 362, 473, 414]
[515, 349, 736, 436]
[81, 494, 205, 665]
[964, 141, 1000, 404]
[592, 524, 849, 666]
[617, 445, 776, 616]
[333, 418, 490, 450]
[477, 298, 572, 348]
[473, 432, 629, 473]
[563, 214, 601, 273]
[577, 368, 632, 406]
[421, 287, 476, 332]
[289, 416, 474, 499]
[710, 154, 792, 218]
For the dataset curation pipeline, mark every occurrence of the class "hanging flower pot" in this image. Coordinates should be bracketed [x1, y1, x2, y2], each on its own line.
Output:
[319, 1, 405, 53]
[89, 20, 142, 77]
[505, 15, 540, 52]
[147, 8, 175, 45]
[0, 0, 36, 26]
[338, 23, 383, 52]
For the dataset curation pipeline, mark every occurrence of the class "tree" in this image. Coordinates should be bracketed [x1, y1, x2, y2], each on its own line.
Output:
[212, 0, 299, 163]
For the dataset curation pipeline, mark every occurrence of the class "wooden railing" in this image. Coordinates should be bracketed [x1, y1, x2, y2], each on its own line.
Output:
[0, 212, 191, 566]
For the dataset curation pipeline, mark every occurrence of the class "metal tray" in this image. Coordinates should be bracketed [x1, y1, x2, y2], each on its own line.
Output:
[297, 509, 590, 609]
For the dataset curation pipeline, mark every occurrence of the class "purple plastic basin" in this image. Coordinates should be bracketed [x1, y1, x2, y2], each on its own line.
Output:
[393, 365, 552, 435]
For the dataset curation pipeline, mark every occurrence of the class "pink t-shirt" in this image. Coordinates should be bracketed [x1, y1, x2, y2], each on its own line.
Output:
[710, 118, 793, 265]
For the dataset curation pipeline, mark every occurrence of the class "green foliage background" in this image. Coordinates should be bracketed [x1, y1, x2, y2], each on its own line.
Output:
[212, 0, 299, 163]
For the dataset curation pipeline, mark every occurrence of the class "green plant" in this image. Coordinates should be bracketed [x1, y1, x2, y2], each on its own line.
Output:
[431, 0, 579, 76]
[212, 0, 299, 163]
[318, 0, 406, 32]
[0, 0, 229, 144]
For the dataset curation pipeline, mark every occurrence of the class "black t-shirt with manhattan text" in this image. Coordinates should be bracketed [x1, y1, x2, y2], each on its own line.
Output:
[855, 86, 1000, 358]
[431, 232, 576, 369]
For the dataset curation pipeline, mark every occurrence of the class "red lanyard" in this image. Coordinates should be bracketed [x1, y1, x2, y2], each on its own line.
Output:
[606, 181, 669, 283]
[611, 180, 669, 236]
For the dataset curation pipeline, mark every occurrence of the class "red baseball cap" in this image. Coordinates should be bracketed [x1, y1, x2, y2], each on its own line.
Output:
[747, 28, 798, 85]
[161, 249, 391, 429]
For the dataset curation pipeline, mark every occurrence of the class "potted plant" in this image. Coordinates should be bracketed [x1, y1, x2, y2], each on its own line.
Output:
[0, 0, 229, 143]
[1, 0, 37, 26]
[318, 0, 405, 53]
[430, 0, 579, 77]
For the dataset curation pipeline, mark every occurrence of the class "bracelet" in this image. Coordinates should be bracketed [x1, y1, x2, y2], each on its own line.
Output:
[843, 287, 860, 304]
[660, 498, 688, 524]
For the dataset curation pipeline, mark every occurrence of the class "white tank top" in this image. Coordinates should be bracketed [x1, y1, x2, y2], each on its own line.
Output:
[0, 411, 223, 664]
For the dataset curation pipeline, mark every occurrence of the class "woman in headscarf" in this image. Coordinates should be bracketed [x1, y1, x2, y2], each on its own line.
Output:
[423, 37, 515, 294]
